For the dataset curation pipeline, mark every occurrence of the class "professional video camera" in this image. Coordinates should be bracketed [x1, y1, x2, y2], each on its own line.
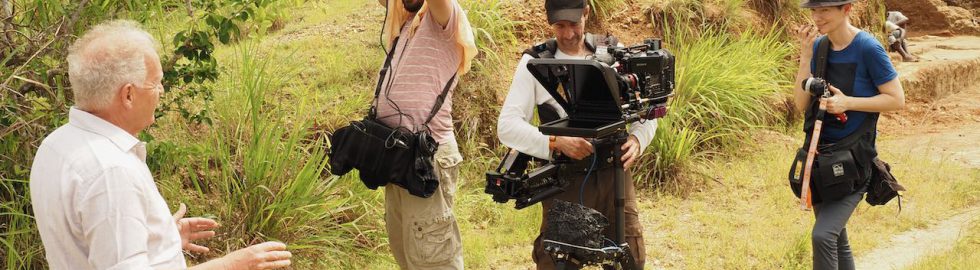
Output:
[597, 38, 675, 120]
[485, 38, 675, 270]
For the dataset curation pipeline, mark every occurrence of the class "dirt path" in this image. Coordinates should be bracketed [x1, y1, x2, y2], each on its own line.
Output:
[855, 35, 980, 269]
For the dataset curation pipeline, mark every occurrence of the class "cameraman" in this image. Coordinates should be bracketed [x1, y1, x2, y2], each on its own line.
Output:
[496, 0, 654, 268]
[795, 1, 905, 269]
[374, 0, 476, 269]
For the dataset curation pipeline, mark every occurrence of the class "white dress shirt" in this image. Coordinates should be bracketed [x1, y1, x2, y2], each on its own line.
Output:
[497, 49, 658, 159]
[30, 107, 185, 270]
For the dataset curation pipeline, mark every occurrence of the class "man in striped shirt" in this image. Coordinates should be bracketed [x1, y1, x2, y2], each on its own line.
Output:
[374, 0, 476, 268]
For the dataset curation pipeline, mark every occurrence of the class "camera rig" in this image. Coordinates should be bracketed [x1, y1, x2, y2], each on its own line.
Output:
[485, 38, 675, 270]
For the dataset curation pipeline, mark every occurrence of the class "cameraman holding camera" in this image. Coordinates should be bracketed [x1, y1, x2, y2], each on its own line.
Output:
[794, 1, 905, 269]
[374, 0, 476, 269]
[496, 0, 655, 268]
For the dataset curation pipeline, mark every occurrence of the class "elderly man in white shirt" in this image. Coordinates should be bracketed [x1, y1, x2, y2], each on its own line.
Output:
[30, 20, 292, 270]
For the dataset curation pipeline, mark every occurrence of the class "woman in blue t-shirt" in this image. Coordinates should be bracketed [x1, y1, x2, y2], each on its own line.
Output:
[794, 1, 906, 270]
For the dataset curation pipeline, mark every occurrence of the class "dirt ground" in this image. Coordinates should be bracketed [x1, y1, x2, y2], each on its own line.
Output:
[878, 35, 980, 167]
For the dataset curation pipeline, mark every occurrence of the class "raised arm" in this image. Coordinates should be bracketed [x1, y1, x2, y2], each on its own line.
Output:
[427, 0, 454, 28]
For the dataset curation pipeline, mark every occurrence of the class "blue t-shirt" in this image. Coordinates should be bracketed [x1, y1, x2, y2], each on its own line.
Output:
[809, 31, 897, 141]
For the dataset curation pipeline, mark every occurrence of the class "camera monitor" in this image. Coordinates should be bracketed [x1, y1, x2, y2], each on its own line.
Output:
[526, 59, 627, 138]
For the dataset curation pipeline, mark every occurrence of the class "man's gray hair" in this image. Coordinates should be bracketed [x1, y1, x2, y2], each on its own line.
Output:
[67, 20, 159, 111]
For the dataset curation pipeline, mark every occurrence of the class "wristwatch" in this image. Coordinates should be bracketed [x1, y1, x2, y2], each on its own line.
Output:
[548, 136, 557, 151]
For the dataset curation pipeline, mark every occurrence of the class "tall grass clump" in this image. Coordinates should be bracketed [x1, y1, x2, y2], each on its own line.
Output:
[159, 44, 387, 268]
[0, 179, 44, 269]
[633, 23, 794, 188]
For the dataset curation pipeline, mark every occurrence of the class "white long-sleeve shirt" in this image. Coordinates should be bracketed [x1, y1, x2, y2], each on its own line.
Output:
[497, 49, 657, 159]
[30, 107, 185, 270]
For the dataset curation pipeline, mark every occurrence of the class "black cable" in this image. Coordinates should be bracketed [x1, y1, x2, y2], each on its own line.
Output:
[379, 0, 389, 54]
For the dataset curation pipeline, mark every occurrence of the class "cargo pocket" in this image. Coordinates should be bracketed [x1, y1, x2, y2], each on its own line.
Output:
[435, 147, 462, 198]
[409, 214, 460, 266]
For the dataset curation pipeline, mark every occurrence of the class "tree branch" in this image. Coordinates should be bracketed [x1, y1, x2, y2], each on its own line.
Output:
[0, 20, 62, 93]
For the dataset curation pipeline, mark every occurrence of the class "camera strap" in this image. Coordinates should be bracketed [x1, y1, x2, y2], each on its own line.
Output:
[814, 37, 830, 79]
[802, 37, 833, 150]
[369, 35, 459, 128]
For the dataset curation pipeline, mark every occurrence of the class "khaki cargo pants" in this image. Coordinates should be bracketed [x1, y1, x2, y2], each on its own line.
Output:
[385, 140, 464, 269]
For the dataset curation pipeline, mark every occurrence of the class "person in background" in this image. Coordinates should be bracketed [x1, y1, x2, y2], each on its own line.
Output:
[885, 11, 918, 62]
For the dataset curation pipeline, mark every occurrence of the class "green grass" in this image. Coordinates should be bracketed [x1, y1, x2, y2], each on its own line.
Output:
[0, 179, 44, 269]
[907, 218, 980, 270]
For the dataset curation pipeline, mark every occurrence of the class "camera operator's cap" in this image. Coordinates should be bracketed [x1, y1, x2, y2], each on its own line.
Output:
[545, 0, 586, 24]
[800, 0, 857, 8]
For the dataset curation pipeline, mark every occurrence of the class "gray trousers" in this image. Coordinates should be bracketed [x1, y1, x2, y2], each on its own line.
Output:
[812, 186, 866, 270]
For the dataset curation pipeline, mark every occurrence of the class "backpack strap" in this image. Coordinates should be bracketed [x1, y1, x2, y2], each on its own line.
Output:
[522, 33, 618, 59]
[523, 39, 559, 59]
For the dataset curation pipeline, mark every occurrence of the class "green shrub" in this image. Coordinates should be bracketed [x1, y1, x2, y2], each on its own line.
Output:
[634, 24, 794, 188]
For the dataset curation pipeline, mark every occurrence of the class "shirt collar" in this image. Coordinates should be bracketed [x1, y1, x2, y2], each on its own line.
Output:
[68, 107, 142, 154]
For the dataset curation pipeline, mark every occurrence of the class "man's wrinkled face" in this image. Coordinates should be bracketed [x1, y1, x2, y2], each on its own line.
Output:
[403, 0, 424, 13]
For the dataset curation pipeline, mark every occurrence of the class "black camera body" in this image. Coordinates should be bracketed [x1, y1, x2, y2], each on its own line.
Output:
[603, 38, 676, 119]
[803, 77, 830, 97]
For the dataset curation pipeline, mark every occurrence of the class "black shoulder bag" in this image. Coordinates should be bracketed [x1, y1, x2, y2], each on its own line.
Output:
[788, 37, 880, 204]
[328, 36, 457, 198]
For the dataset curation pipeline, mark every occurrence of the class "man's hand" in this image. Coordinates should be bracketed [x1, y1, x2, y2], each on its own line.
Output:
[554, 136, 593, 160]
[796, 24, 819, 60]
[821, 85, 851, 114]
[620, 135, 641, 169]
[172, 203, 219, 253]
[221, 242, 293, 270]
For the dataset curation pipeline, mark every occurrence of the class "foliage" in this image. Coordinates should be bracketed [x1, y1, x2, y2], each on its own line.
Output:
[633, 23, 794, 187]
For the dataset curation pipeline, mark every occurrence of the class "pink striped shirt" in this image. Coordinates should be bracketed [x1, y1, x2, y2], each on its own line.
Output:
[376, 4, 462, 144]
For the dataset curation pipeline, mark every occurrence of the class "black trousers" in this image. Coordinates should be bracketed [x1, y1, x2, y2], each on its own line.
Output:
[812, 185, 867, 270]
